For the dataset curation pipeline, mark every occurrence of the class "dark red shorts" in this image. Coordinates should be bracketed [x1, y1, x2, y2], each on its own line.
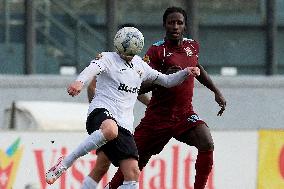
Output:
[134, 112, 206, 157]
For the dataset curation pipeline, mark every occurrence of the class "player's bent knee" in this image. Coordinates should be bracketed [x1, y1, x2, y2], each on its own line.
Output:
[127, 166, 140, 181]
[101, 119, 118, 140]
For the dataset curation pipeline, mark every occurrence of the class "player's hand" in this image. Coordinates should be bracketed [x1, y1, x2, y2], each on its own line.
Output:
[186, 67, 200, 77]
[191, 67, 200, 76]
[67, 81, 84, 97]
[215, 92, 226, 116]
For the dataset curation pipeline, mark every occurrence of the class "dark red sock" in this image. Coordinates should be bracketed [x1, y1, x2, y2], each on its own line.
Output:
[108, 169, 124, 189]
[194, 150, 213, 189]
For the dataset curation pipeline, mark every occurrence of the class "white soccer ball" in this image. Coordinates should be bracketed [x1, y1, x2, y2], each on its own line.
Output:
[114, 27, 144, 56]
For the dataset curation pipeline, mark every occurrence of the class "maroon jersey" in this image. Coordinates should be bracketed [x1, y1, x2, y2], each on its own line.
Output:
[142, 38, 199, 119]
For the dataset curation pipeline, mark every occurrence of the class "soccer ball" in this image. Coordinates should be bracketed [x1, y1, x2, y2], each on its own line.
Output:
[114, 27, 144, 56]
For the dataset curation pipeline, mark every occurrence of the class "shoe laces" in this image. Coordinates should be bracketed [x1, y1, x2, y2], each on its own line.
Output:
[50, 157, 66, 175]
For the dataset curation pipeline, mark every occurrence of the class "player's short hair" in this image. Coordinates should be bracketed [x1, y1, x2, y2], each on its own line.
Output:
[163, 6, 187, 26]
[119, 23, 141, 33]
[119, 23, 137, 29]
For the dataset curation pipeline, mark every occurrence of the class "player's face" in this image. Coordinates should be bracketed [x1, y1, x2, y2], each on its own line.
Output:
[164, 12, 185, 42]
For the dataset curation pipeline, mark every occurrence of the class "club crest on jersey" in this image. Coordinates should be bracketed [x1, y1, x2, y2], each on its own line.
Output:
[143, 55, 150, 64]
[184, 47, 193, 56]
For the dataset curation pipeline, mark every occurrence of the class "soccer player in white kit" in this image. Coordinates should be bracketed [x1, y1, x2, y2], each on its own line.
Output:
[45, 27, 200, 189]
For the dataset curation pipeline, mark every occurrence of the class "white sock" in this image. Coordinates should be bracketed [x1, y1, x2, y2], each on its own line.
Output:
[117, 181, 139, 189]
[81, 176, 98, 189]
[63, 129, 107, 168]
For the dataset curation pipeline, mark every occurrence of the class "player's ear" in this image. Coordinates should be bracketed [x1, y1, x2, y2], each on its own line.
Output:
[184, 25, 187, 32]
[181, 25, 186, 36]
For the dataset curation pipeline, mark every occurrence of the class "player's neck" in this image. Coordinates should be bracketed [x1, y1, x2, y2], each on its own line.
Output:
[165, 38, 183, 46]
[119, 53, 133, 62]
[119, 53, 134, 68]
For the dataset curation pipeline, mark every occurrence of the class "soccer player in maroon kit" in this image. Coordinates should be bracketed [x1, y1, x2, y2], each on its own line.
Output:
[84, 6, 226, 189]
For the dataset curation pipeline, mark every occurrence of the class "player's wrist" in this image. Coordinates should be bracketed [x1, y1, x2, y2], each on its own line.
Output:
[75, 80, 85, 85]
[184, 68, 191, 76]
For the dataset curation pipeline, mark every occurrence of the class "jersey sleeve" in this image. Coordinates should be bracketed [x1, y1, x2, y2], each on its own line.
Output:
[141, 61, 189, 88]
[76, 55, 108, 84]
[144, 45, 162, 70]
[191, 40, 200, 54]
[190, 40, 200, 66]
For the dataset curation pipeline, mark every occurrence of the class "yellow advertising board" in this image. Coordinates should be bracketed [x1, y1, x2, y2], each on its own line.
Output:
[258, 130, 284, 189]
[0, 138, 23, 189]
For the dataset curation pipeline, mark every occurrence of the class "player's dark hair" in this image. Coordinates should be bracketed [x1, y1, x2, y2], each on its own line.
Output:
[163, 7, 187, 26]
[119, 23, 137, 29]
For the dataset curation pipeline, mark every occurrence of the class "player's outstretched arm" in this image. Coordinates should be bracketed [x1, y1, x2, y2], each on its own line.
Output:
[196, 64, 226, 116]
[153, 67, 200, 88]
[67, 62, 101, 97]
[87, 77, 96, 103]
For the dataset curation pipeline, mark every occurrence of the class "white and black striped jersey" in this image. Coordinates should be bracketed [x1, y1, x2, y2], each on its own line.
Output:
[76, 52, 189, 133]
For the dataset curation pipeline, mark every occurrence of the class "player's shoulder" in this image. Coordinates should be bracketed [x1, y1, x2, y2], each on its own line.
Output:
[183, 38, 199, 47]
[146, 39, 165, 53]
[133, 55, 150, 69]
[132, 55, 144, 63]
[183, 38, 199, 52]
[183, 38, 199, 46]
[91, 52, 117, 62]
[100, 52, 118, 59]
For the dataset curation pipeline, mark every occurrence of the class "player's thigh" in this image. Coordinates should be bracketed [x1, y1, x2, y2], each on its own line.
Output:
[94, 151, 111, 171]
[134, 122, 172, 158]
[119, 158, 140, 181]
[99, 126, 139, 167]
[175, 123, 214, 151]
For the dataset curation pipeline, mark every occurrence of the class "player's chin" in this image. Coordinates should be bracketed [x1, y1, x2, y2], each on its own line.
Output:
[119, 53, 134, 61]
[168, 35, 182, 41]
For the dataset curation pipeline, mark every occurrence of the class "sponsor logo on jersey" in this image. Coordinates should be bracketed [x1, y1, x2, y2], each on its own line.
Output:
[184, 47, 193, 56]
[118, 83, 139, 94]
[166, 52, 173, 57]
[0, 138, 23, 189]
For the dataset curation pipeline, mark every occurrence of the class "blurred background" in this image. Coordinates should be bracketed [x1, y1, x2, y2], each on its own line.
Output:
[0, 0, 284, 188]
[0, 0, 283, 75]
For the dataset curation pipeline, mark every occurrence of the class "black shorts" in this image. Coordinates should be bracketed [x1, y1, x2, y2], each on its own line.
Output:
[86, 108, 139, 167]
